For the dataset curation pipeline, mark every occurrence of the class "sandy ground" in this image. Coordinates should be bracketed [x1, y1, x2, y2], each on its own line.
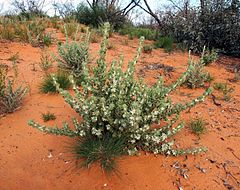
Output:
[0, 32, 240, 190]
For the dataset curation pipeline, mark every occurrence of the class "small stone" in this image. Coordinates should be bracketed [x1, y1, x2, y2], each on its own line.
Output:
[47, 152, 53, 158]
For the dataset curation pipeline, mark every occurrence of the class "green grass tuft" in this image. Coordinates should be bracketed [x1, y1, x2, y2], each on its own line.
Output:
[188, 118, 207, 135]
[39, 72, 71, 94]
[42, 112, 56, 122]
[73, 135, 127, 173]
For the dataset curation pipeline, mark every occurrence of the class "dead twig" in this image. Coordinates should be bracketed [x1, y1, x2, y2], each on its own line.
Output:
[195, 164, 207, 173]
[211, 94, 221, 106]
[172, 161, 189, 179]
[227, 148, 240, 161]
[222, 162, 240, 187]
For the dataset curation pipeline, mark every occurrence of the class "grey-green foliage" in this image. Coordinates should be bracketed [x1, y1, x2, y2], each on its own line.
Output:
[26, 19, 46, 47]
[201, 49, 218, 65]
[0, 64, 7, 97]
[160, 2, 240, 56]
[0, 80, 28, 113]
[29, 23, 212, 156]
[213, 82, 234, 101]
[143, 45, 153, 53]
[57, 25, 90, 78]
[184, 52, 212, 89]
[0, 64, 27, 114]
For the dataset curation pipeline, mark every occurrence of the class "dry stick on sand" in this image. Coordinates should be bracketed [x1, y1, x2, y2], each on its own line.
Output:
[227, 147, 240, 161]
[220, 162, 240, 189]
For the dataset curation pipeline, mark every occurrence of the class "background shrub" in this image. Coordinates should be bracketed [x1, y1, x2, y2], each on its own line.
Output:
[160, 3, 240, 56]
[118, 25, 157, 40]
[75, 3, 126, 29]
[154, 36, 173, 52]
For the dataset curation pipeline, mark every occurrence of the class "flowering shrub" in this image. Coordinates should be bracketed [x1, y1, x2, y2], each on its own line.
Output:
[29, 23, 212, 157]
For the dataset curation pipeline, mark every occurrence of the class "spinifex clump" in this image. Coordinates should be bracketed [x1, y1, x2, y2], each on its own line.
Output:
[29, 23, 212, 171]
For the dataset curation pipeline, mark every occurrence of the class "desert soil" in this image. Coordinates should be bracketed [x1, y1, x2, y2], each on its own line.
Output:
[0, 32, 240, 190]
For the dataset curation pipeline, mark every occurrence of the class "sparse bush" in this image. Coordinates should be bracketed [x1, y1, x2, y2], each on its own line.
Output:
[80, 27, 86, 33]
[143, 45, 153, 54]
[75, 3, 127, 29]
[57, 28, 90, 78]
[232, 67, 240, 82]
[50, 17, 61, 29]
[201, 49, 218, 65]
[90, 30, 101, 43]
[184, 55, 212, 88]
[42, 112, 56, 122]
[39, 51, 53, 73]
[39, 72, 71, 94]
[128, 33, 134, 40]
[176, 43, 187, 52]
[8, 52, 20, 63]
[0, 64, 7, 97]
[61, 22, 79, 39]
[11, 0, 47, 19]
[76, 3, 107, 28]
[121, 39, 129, 46]
[154, 36, 174, 53]
[213, 82, 234, 101]
[26, 18, 46, 47]
[0, 18, 16, 40]
[0, 17, 28, 41]
[119, 25, 156, 40]
[29, 23, 212, 172]
[0, 16, 48, 44]
[107, 42, 116, 50]
[0, 63, 27, 115]
[42, 33, 54, 47]
[188, 118, 207, 135]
